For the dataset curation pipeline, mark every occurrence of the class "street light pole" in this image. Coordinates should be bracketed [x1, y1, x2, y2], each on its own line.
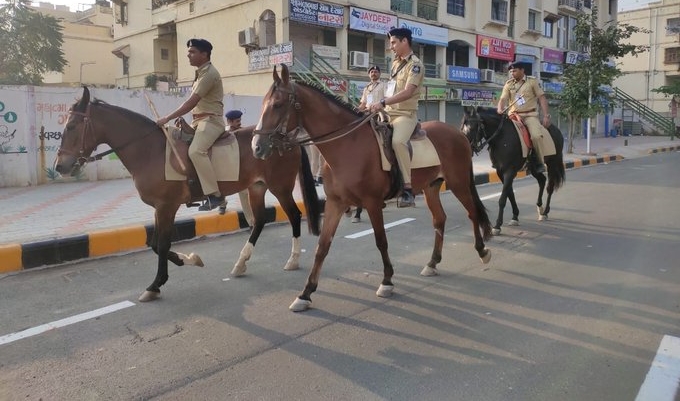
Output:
[79, 61, 96, 85]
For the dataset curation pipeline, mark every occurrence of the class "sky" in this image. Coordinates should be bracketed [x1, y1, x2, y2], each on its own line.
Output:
[30, 0, 660, 13]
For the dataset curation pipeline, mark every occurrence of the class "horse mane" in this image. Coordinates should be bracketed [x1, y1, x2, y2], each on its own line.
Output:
[91, 98, 157, 127]
[296, 80, 363, 117]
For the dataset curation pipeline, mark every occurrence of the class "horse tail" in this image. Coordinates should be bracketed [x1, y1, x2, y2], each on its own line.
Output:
[469, 166, 493, 241]
[548, 127, 566, 191]
[298, 146, 321, 236]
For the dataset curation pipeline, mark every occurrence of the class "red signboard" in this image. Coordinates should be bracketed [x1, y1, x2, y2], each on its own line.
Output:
[320, 76, 347, 92]
[476, 35, 515, 61]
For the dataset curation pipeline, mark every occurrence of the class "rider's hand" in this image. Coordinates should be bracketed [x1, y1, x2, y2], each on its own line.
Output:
[496, 108, 503, 115]
[369, 103, 383, 113]
[542, 115, 551, 128]
[156, 116, 169, 127]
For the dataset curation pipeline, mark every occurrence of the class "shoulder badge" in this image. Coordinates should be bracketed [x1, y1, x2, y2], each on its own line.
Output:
[412, 65, 421, 74]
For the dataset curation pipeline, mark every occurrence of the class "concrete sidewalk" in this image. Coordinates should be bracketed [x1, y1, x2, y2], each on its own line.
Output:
[0, 135, 677, 273]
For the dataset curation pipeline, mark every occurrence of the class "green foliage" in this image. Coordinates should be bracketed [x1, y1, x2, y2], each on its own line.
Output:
[45, 166, 59, 180]
[145, 74, 158, 90]
[0, 0, 67, 85]
[558, 3, 650, 151]
[652, 79, 680, 98]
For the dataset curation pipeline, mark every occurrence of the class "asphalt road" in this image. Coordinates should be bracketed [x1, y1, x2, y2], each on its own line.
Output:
[1, 152, 679, 401]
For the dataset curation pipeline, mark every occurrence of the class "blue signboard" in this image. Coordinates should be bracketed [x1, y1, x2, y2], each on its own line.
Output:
[543, 82, 564, 93]
[447, 66, 480, 83]
[541, 63, 563, 74]
[290, 0, 344, 28]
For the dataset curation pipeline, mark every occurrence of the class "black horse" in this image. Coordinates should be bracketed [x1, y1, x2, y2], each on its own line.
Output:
[461, 107, 566, 235]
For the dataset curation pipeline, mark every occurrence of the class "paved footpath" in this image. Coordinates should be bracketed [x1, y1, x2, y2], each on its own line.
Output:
[0, 135, 677, 273]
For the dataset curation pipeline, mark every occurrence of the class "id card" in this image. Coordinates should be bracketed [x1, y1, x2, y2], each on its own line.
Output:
[514, 94, 526, 106]
[367, 93, 374, 105]
[385, 80, 396, 97]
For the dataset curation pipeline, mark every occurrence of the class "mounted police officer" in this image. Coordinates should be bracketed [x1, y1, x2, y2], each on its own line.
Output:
[497, 61, 551, 173]
[369, 27, 424, 207]
[157, 38, 226, 210]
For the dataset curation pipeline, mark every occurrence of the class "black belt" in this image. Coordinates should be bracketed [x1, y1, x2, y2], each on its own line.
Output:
[515, 109, 536, 114]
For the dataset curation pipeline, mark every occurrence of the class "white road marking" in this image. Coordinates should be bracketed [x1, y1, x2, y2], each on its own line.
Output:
[0, 300, 135, 346]
[635, 335, 680, 401]
[481, 192, 502, 201]
[344, 218, 416, 239]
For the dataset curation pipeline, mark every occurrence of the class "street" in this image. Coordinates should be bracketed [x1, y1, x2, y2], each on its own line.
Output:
[1, 151, 679, 401]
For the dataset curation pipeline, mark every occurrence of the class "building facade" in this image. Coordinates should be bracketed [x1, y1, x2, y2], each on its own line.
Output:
[33, 2, 117, 87]
[110, 0, 617, 126]
[615, 0, 680, 118]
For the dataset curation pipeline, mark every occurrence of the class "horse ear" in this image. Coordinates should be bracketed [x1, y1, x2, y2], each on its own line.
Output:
[280, 63, 290, 85]
[76, 86, 90, 112]
[272, 65, 281, 84]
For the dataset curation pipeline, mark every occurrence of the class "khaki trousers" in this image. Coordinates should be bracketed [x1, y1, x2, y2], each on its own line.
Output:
[190, 116, 225, 196]
[520, 114, 549, 162]
[388, 110, 417, 185]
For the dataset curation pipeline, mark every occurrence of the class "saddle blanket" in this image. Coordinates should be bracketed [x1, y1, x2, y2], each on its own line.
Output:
[165, 128, 240, 181]
[509, 118, 557, 158]
[375, 132, 441, 171]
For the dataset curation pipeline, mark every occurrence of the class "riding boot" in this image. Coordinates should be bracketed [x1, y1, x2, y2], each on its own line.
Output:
[529, 151, 545, 173]
[198, 194, 226, 211]
[397, 188, 415, 208]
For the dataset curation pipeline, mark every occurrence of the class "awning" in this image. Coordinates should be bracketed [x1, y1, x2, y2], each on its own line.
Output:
[111, 44, 130, 58]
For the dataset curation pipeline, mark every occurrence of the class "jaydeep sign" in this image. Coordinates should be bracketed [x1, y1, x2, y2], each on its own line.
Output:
[349, 7, 396, 35]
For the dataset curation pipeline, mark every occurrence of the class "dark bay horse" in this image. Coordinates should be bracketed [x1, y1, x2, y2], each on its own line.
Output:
[461, 107, 566, 235]
[54, 87, 320, 302]
[252, 64, 492, 312]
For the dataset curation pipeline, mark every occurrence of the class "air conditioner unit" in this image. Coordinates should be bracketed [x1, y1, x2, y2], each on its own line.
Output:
[238, 27, 257, 47]
[480, 69, 495, 83]
[350, 51, 369, 69]
[448, 88, 462, 100]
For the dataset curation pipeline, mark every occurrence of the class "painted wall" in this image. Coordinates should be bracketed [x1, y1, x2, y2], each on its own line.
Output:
[0, 86, 263, 188]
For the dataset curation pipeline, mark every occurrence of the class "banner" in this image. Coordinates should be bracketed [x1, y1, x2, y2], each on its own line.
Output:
[349, 7, 396, 35]
[290, 0, 344, 28]
[476, 35, 515, 61]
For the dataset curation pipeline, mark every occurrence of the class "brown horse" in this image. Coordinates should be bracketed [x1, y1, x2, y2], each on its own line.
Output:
[252, 64, 492, 312]
[54, 87, 320, 302]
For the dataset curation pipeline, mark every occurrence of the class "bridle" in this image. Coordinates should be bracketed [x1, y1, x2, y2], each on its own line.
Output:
[253, 81, 376, 153]
[57, 102, 155, 169]
[465, 112, 506, 155]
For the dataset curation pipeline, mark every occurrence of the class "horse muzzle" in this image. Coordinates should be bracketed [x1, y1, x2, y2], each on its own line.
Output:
[251, 133, 274, 160]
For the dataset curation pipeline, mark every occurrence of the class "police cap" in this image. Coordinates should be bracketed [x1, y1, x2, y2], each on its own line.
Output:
[508, 61, 528, 70]
[225, 110, 243, 120]
[186, 38, 213, 53]
[368, 65, 380, 73]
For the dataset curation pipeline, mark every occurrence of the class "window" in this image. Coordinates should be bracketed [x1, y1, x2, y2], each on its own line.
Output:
[446, 0, 464, 17]
[544, 20, 554, 38]
[528, 10, 538, 31]
[189, 1, 194, 13]
[664, 47, 680, 64]
[666, 18, 680, 36]
[492, 0, 508, 22]
[161, 48, 169, 60]
[122, 56, 129, 75]
[556, 15, 577, 50]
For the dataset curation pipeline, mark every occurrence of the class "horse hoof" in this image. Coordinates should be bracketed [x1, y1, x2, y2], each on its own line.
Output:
[376, 284, 394, 298]
[480, 249, 492, 264]
[420, 266, 439, 276]
[537, 205, 545, 215]
[507, 219, 519, 226]
[538, 215, 547, 221]
[138, 290, 160, 302]
[283, 261, 299, 271]
[289, 297, 311, 312]
[491, 228, 501, 236]
[351, 217, 360, 223]
[188, 253, 204, 267]
[231, 263, 247, 277]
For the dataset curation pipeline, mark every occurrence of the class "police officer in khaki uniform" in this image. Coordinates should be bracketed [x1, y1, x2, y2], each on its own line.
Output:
[358, 65, 386, 111]
[157, 38, 226, 210]
[369, 27, 424, 207]
[497, 61, 551, 173]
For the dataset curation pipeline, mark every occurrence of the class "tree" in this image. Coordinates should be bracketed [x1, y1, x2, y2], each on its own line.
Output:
[652, 80, 680, 99]
[558, 3, 650, 153]
[0, 0, 67, 85]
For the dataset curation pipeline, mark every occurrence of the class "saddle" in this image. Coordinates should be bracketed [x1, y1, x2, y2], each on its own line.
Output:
[169, 117, 236, 175]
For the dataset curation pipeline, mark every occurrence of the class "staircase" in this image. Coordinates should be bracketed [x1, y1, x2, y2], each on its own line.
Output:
[290, 50, 360, 107]
[613, 87, 674, 136]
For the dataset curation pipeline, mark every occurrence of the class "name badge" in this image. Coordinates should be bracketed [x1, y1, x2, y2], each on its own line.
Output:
[385, 80, 396, 97]
[367, 93, 374, 105]
[515, 94, 526, 106]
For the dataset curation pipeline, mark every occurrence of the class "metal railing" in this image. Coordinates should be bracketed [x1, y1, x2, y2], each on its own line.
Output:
[613, 87, 675, 136]
[417, 2, 437, 20]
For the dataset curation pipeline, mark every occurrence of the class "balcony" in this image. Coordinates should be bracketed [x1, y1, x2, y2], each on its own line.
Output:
[152, 0, 180, 10]
[391, 0, 413, 15]
[558, 0, 587, 15]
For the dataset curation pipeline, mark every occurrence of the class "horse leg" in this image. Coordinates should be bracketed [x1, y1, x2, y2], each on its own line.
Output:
[269, 187, 303, 271]
[352, 207, 362, 223]
[289, 197, 346, 312]
[532, 169, 547, 220]
[363, 201, 395, 297]
[505, 182, 520, 227]
[493, 172, 515, 235]
[420, 185, 445, 276]
[446, 175, 491, 264]
[139, 204, 180, 302]
[232, 183, 268, 276]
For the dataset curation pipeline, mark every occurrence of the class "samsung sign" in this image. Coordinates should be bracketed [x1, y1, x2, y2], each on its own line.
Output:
[447, 66, 480, 83]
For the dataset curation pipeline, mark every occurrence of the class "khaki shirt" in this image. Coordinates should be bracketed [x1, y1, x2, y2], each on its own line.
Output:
[386, 53, 424, 111]
[191, 61, 224, 117]
[500, 76, 544, 114]
[360, 81, 386, 106]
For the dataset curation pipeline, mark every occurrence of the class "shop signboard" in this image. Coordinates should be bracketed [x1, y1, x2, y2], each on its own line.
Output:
[290, 0, 344, 28]
[349, 7, 396, 35]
